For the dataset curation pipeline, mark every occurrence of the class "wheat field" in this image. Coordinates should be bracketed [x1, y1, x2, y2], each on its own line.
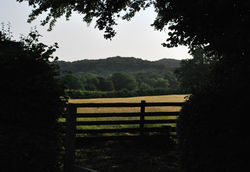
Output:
[66, 95, 188, 130]
[69, 94, 189, 114]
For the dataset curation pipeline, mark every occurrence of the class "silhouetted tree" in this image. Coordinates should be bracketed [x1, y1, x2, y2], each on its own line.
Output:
[174, 47, 218, 93]
[16, 0, 249, 55]
[0, 30, 65, 172]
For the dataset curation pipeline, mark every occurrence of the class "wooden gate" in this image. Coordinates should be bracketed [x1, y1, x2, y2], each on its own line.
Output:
[63, 100, 184, 172]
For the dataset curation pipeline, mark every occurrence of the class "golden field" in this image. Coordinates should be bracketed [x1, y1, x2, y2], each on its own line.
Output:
[69, 94, 188, 103]
[69, 94, 189, 114]
[64, 95, 189, 131]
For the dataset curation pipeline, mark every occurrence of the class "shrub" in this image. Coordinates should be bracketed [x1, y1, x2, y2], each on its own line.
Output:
[177, 57, 250, 172]
[0, 31, 66, 172]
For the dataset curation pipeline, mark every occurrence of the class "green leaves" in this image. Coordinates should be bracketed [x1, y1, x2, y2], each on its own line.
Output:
[18, 0, 152, 38]
[17, 0, 250, 57]
[174, 47, 215, 93]
[0, 28, 65, 171]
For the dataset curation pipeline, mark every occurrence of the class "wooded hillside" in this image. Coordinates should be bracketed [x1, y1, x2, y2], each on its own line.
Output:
[55, 56, 182, 98]
[56, 56, 180, 75]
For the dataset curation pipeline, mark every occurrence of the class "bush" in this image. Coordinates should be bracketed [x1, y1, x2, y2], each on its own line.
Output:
[177, 57, 250, 171]
[0, 31, 65, 172]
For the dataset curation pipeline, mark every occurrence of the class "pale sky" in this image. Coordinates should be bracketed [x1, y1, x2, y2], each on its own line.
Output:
[0, 0, 192, 62]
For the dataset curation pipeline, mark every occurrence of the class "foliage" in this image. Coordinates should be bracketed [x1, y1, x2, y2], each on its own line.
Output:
[174, 47, 218, 93]
[17, 0, 153, 39]
[176, 51, 250, 171]
[80, 73, 100, 91]
[57, 57, 181, 95]
[96, 76, 114, 91]
[60, 72, 84, 90]
[17, 0, 250, 56]
[56, 56, 180, 75]
[60, 71, 180, 98]
[0, 30, 65, 172]
[177, 57, 250, 171]
[111, 72, 137, 91]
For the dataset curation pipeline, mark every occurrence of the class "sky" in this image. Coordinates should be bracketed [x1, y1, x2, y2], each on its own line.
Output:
[0, 0, 192, 62]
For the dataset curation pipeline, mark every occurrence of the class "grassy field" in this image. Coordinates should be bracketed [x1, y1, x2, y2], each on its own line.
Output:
[66, 94, 189, 133]
[69, 95, 188, 171]
[69, 94, 189, 113]
[69, 94, 188, 103]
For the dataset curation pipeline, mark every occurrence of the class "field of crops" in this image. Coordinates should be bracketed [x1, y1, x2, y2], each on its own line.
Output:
[69, 94, 188, 103]
[71, 95, 188, 171]
[66, 94, 189, 132]
[69, 94, 188, 113]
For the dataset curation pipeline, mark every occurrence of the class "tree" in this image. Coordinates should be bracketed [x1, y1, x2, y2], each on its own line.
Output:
[154, 78, 169, 89]
[174, 47, 217, 93]
[162, 71, 179, 91]
[138, 82, 153, 91]
[17, 0, 249, 55]
[80, 73, 100, 91]
[0, 30, 65, 172]
[111, 72, 137, 91]
[97, 77, 114, 91]
[60, 73, 84, 90]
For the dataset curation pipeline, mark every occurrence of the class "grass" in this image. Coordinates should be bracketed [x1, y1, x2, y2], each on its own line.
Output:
[66, 95, 188, 171]
[68, 94, 188, 103]
[63, 94, 188, 136]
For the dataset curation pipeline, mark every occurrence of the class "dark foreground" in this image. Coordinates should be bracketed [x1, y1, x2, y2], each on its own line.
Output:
[75, 136, 180, 172]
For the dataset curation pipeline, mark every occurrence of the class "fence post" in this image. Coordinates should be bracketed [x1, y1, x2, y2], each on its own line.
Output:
[140, 100, 146, 135]
[64, 104, 77, 172]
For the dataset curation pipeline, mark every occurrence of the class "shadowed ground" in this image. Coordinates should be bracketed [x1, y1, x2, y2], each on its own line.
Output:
[75, 136, 180, 172]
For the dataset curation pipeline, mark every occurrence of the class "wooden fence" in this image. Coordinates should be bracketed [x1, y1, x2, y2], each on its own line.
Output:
[63, 100, 184, 172]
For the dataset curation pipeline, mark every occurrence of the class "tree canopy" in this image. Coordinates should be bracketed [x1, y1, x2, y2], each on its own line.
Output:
[56, 57, 180, 75]
[174, 47, 217, 93]
[18, 0, 250, 57]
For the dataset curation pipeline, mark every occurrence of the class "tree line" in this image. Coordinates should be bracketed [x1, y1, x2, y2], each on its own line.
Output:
[58, 51, 211, 99]
[59, 70, 180, 97]
[56, 56, 180, 75]
[57, 57, 182, 98]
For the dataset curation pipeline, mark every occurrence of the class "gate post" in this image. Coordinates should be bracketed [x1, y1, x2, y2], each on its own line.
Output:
[64, 104, 77, 172]
[140, 100, 146, 135]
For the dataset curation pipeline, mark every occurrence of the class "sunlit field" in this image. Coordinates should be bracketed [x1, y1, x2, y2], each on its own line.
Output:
[65, 95, 189, 133]
[69, 94, 189, 113]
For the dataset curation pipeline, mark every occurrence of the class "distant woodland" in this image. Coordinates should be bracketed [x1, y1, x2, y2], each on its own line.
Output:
[56, 56, 182, 98]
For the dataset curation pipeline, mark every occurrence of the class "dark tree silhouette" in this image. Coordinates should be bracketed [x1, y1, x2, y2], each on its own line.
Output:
[174, 47, 218, 93]
[0, 30, 65, 172]
[17, 0, 250, 55]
